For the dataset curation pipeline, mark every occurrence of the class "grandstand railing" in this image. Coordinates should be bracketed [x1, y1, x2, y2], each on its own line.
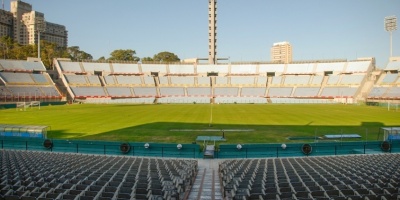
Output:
[216, 141, 400, 158]
[0, 137, 201, 158]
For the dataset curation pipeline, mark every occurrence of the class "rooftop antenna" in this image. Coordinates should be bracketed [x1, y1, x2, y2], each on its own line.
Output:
[2, 0, 4, 10]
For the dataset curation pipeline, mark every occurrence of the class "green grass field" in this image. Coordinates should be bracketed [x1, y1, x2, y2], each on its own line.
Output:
[1, 104, 399, 144]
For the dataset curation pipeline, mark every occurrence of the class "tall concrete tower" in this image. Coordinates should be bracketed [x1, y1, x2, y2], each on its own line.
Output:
[208, 0, 217, 64]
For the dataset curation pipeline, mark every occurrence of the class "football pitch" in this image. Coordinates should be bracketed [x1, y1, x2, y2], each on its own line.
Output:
[1, 104, 399, 144]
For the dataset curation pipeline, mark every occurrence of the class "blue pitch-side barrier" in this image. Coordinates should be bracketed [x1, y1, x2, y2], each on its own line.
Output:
[0, 132, 44, 138]
[1, 137, 399, 159]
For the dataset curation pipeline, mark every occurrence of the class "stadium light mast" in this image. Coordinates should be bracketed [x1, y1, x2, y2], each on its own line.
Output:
[36, 17, 46, 59]
[385, 15, 397, 58]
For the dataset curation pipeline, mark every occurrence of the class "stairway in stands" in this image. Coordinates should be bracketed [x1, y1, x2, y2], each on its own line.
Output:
[188, 159, 223, 200]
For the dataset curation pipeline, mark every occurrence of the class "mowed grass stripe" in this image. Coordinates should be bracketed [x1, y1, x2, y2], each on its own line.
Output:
[0, 104, 399, 143]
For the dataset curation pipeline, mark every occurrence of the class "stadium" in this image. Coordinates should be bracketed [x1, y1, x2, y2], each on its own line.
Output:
[1, 1, 400, 200]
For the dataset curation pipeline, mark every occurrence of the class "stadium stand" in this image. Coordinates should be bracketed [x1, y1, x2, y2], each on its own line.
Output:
[170, 76, 196, 85]
[133, 87, 157, 97]
[0, 72, 35, 84]
[111, 63, 142, 75]
[168, 64, 196, 75]
[0, 60, 45, 72]
[320, 87, 358, 98]
[51, 58, 397, 104]
[220, 154, 400, 200]
[230, 76, 256, 86]
[58, 61, 83, 72]
[82, 62, 111, 73]
[71, 86, 107, 98]
[214, 87, 239, 97]
[293, 87, 320, 97]
[0, 59, 62, 102]
[159, 87, 186, 97]
[315, 62, 345, 73]
[240, 87, 266, 97]
[230, 64, 257, 75]
[284, 75, 310, 85]
[258, 64, 285, 74]
[197, 64, 229, 75]
[285, 63, 314, 74]
[115, 75, 142, 85]
[186, 87, 211, 97]
[340, 74, 365, 85]
[0, 149, 197, 200]
[345, 61, 371, 73]
[106, 87, 134, 97]
[267, 87, 293, 97]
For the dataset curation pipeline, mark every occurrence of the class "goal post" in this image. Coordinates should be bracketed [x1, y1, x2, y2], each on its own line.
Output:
[30, 101, 41, 110]
[16, 102, 27, 111]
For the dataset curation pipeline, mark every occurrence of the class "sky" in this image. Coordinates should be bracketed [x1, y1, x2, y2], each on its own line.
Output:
[5, 0, 400, 68]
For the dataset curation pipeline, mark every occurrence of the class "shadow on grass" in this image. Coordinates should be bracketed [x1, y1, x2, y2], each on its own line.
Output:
[45, 121, 397, 144]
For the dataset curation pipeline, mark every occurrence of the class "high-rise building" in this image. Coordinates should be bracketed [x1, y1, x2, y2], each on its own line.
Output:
[0, 0, 67, 47]
[208, 0, 217, 64]
[271, 41, 292, 64]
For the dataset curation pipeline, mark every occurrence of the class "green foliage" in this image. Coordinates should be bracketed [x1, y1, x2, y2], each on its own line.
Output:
[1, 104, 399, 144]
[153, 51, 180, 62]
[109, 49, 139, 61]
[0, 36, 88, 69]
[67, 46, 93, 61]
[141, 57, 153, 62]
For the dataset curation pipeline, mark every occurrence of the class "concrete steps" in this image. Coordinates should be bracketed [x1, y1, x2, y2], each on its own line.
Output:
[188, 160, 223, 200]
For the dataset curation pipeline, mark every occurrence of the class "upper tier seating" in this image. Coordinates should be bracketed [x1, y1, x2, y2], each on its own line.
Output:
[284, 75, 310, 85]
[0, 72, 34, 84]
[141, 64, 167, 74]
[112, 63, 141, 74]
[197, 64, 229, 74]
[170, 76, 195, 85]
[106, 87, 134, 97]
[71, 86, 106, 97]
[381, 73, 399, 84]
[315, 62, 345, 72]
[267, 87, 293, 97]
[385, 61, 400, 71]
[133, 87, 157, 97]
[214, 87, 239, 96]
[230, 76, 256, 85]
[293, 87, 320, 97]
[82, 62, 111, 73]
[59, 61, 83, 72]
[115, 75, 142, 85]
[258, 64, 285, 74]
[345, 61, 370, 72]
[159, 87, 185, 96]
[285, 63, 314, 74]
[0, 60, 45, 71]
[230, 65, 257, 74]
[186, 87, 211, 96]
[168, 64, 195, 74]
[320, 87, 358, 97]
[240, 87, 266, 97]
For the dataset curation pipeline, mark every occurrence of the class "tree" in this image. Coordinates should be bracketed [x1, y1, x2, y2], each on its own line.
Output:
[153, 51, 180, 62]
[97, 56, 107, 61]
[67, 46, 93, 61]
[109, 49, 139, 61]
[0, 36, 14, 59]
[141, 57, 153, 62]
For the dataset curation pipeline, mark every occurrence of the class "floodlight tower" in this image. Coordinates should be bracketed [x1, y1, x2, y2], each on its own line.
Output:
[385, 15, 397, 57]
[208, 0, 217, 64]
[36, 17, 46, 59]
